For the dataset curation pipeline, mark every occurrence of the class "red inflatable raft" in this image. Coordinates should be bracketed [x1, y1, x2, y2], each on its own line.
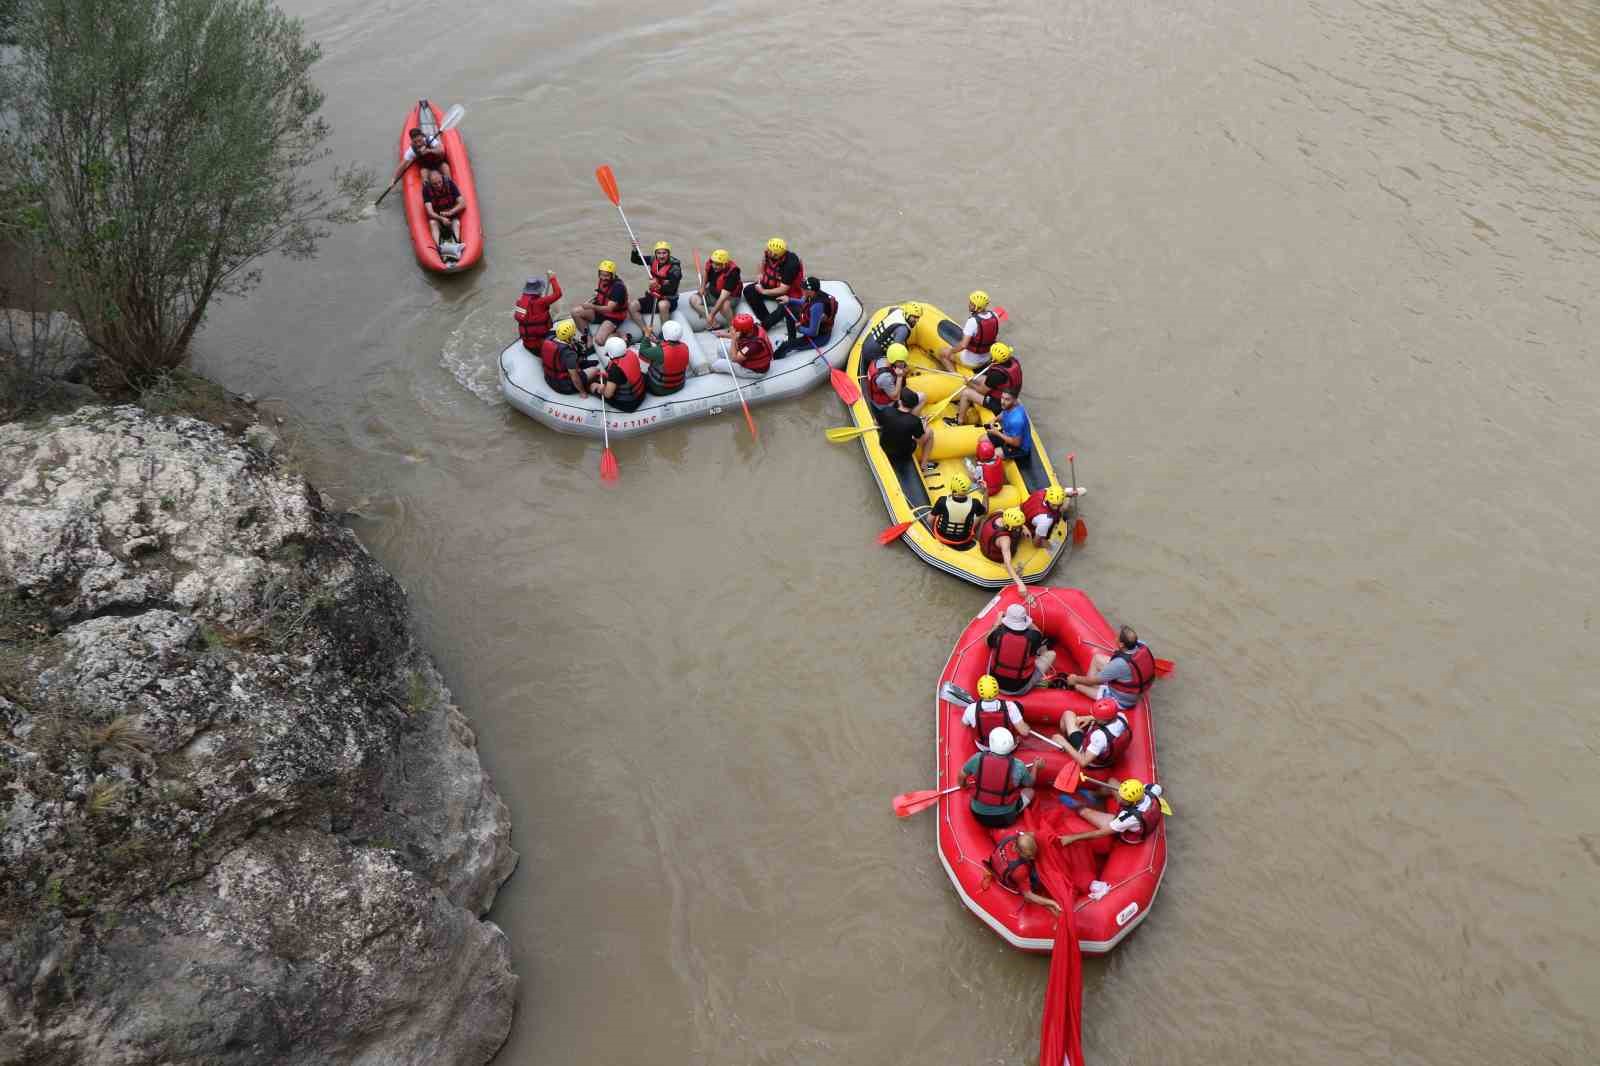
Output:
[398, 99, 483, 273]
[935, 587, 1167, 954]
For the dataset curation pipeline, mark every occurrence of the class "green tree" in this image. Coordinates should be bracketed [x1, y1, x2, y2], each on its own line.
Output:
[0, 0, 371, 382]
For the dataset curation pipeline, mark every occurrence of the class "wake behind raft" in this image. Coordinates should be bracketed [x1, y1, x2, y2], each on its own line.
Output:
[927, 586, 1171, 1066]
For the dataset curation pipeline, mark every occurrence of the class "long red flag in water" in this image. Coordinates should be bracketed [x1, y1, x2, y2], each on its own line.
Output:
[1024, 801, 1100, 1066]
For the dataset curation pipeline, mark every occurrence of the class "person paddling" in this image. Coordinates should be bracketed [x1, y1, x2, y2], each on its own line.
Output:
[985, 601, 1057, 695]
[929, 473, 986, 547]
[983, 832, 1061, 917]
[936, 290, 1002, 372]
[1062, 626, 1158, 710]
[953, 343, 1024, 426]
[744, 237, 805, 329]
[639, 319, 692, 396]
[774, 277, 836, 358]
[513, 273, 562, 351]
[1057, 779, 1167, 849]
[961, 727, 1042, 829]
[394, 126, 450, 183]
[977, 508, 1031, 597]
[709, 312, 773, 378]
[690, 248, 741, 329]
[571, 260, 629, 350]
[628, 240, 682, 339]
[539, 320, 592, 395]
[962, 674, 1030, 749]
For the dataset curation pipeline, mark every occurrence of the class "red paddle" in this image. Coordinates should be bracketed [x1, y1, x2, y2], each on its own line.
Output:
[1053, 760, 1081, 793]
[692, 250, 758, 440]
[877, 505, 932, 545]
[892, 782, 966, 818]
[1066, 452, 1087, 545]
[994, 306, 1010, 322]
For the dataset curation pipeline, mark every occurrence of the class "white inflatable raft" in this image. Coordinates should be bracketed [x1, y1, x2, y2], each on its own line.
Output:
[498, 279, 863, 439]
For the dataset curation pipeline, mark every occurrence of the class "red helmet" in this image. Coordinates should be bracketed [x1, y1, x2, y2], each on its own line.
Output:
[732, 312, 755, 332]
[1090, 698, 1120, 723]
[976, 439, 996, 461]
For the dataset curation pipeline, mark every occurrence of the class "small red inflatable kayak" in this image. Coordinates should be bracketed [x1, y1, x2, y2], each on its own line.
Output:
[935, 586, 1167, 954]
[398, 99, 482, 273]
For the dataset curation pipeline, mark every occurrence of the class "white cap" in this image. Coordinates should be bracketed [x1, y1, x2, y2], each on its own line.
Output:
[662, 320, 683, 342]
[1001, 603, 1031, 631]
[988, 727, 1016, 755]
[604, 336, 627, 359]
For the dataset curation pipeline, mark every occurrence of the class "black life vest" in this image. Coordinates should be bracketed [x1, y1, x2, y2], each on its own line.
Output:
[865, 308, 910, 353]
[1108, 643, 1157, 702]
[972, 751, 1021, 809]
[933, 494, 982, 544]
[987, 834, 1038, 895]
[988, 628, 1038, 689]
[970, 309, 1000, 354]
[424, 180, 460, 213]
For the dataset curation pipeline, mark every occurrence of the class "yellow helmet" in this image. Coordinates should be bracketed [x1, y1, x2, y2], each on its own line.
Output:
[766, 237, 787, 257]
[1045, 485, 1067, 507]
[900, 301, 924, 320]
[554, 319, 578, 342]
[597, 259, 617, 274]
[1002, 507, 1026, 530]
[1119, 779, 1146, 805]
[969, 290, 990, 311]
[652, 240, 671, 253]
[990, 342, 1014, 363]
[977, 674, 1000, 700]
[948, 473, 972, 494]
[710, 248, 730, 265]
[886, 342, 909, 365]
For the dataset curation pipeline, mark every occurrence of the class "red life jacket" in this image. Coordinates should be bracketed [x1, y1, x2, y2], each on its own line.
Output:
[972, 751, 1021, 809]
[411, 140, 447, 168]
[736, 327, 773, 374]
[759, 251, 805, 299]
[1108, 643, 1157, 702]
[987, 356, 1023, 395]
[1116, 794, 1163, 844]
[1020, 488, 1064, 526]
[647, 340, 690, 393]
[978, 513, 1021, 564]
[1084, 714, 1133, 770]
[970, 310, 1000, 354]
[647, 254, 681, 297]
[516, 294, 552, 349]
[866, 356, 898, 407]
[988, 626, 1038, 689]
[971, 698, 1017, 745]
[705, 260, 741, 295]
[593, 278, 628, 322]
[987, 834, 1038, 895]
[978, 452, 1006, 496]
[609, 351, 647, 406]
[539, 336, 574, 389]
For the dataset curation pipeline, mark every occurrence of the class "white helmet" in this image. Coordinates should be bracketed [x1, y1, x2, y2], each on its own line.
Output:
[603, 336, 627, 359]
[988, 727, 1016, 755]
[662, 320, 683, 342]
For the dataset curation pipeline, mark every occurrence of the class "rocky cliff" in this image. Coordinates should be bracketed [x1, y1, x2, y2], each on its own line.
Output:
[0, 405, 518, 1065]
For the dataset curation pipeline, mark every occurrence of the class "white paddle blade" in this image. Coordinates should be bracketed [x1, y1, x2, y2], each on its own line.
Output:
[439, 104, 466, 131]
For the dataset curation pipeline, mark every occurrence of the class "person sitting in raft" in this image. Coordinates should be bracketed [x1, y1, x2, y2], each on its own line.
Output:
[935, 289, 1001, 373]
[929, 473, 986, 547]
[1061, 626, 1158, 711]
[628, 240, 682, 339]
[774, 277, 837, 358]
[690, 248, 741, 329]
[1020, 484, 1076, 547]
[972, 436, 1006, 499]
[571, 260, 629, 351]
[639, 319, 692, 396]
[860, 301, 923, 363]
[984, 389, 1032, 462]
[962, 674, 1031, 750]
[421, 169, 466, 254]
[983, 831, 1061, 917]
[977, 508, 1031, 598]
[961, 727, 1043, 829]
[986, 601, 1058, 696]
[709, 312, 773, 378]
[539, 320, 592, 395]
[877, 388, 934, 472]
[1056, 698, 1132, 771]
[952, 342, 1024, 426]
[743, 237, 805, 329]
[395, 126, 450, 183]
[513, 273, 562, 352]
[590, 336, 649, 412]
[1057, 778, 1166, 849]
[866, 342, 912, 412]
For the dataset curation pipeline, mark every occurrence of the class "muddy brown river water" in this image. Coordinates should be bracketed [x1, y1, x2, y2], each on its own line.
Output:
[191, 0, 1600, 1061]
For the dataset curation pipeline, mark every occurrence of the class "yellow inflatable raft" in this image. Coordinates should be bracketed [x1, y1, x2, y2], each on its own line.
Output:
[844, 302, 1073, 587]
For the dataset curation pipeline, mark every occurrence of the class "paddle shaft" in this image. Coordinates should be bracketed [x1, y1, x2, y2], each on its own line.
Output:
[693, 253, 756, 436]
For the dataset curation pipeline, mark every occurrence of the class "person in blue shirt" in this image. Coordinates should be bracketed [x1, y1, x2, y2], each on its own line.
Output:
[985, 389, 1032, 460]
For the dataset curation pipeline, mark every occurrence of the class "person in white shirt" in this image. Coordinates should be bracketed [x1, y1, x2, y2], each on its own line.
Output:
[935, 289, 1002, 371]
[961, 674, 1032, 749]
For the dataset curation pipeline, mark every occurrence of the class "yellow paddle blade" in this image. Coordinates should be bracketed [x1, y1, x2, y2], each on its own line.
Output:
[922, 389, 960, 421]
[1158, 797, 1174, 817]
[825, 425, 876, 443]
